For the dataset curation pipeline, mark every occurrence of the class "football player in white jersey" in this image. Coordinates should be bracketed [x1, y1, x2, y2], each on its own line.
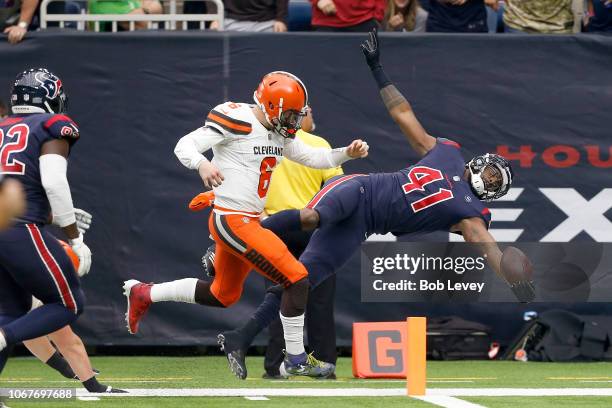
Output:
[124, 71, 368, 378]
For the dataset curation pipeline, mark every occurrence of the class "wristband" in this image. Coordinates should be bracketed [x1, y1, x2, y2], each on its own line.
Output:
[371, 66, 392, 90]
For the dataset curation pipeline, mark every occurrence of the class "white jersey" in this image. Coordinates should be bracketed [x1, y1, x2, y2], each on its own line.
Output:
[174, 102, 353, 216]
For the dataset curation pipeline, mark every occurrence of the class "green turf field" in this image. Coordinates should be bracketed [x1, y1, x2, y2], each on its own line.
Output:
[2, 356, 612, 407]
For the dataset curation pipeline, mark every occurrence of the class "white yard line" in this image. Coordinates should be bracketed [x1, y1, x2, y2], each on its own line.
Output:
[414, 396, 487, 408]
[75, 388, 612, 398]
[244, 396, 270, 401]
[428, 388, 612, 397]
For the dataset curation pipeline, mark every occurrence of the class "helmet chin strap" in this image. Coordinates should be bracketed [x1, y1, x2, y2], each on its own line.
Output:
[43, 101, 56, 113]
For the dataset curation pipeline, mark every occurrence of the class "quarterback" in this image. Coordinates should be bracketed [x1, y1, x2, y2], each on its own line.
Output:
[124, 71, 368, 377]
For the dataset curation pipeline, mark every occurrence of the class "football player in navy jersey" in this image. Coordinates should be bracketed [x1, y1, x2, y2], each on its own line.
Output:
[0, 68, 93, 375]
[215, 30, 535, 379]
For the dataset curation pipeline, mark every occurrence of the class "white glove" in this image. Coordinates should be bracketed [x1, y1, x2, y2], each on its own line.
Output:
[69, 234, 92, 277]
[75, 208, 93, 235]
[52, 208, 93, 235]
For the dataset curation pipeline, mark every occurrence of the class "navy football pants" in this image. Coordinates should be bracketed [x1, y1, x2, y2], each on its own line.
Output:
[0, 224, 84, 370]
[301, 175, 370, 287]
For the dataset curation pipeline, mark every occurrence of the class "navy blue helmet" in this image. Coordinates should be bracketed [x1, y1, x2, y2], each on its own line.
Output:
[10, 68, 68, 115]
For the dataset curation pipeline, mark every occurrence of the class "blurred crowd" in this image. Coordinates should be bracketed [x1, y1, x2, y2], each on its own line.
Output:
[2, 0, 611, 43]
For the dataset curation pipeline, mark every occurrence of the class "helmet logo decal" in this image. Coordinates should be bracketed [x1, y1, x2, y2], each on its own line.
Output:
[34, 71, 62, 99]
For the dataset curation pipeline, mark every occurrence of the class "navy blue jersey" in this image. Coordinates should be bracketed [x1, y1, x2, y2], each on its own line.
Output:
[0, 113, 79, 225]
[365, 138, 491, 234]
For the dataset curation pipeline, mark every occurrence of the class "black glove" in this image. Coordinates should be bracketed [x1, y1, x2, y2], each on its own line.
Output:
[510, 280, 536, 303]
[361, 29, 391, 89]
[360, 29, 382, 70]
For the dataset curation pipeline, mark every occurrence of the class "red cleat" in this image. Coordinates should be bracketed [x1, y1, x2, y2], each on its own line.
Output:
[123, 279, 152, 334]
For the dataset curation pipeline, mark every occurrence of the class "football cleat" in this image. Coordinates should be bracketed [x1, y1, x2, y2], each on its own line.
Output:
[281, 352, 335, 379]
[106, 387, 128, 393]
[123, 279, 152, 335]
[217, 333, 248, 380]
[262, 372, 288, 380]
[201, 244, 216, 277]
[74, 368, 100, 380]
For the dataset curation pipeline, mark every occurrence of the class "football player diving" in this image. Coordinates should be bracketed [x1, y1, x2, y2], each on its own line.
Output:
[205, 29, 536, 379]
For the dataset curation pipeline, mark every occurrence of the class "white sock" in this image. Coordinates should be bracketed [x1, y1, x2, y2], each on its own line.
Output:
[0, 330, 7, 352]
[150, 278, 198, 304]
[280, 312, 305, 356]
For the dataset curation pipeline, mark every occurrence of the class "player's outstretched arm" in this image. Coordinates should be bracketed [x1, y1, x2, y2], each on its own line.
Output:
[454, 218, 504, 280]
[360, 30, 436, 157]
[283, 136, 368, 169]
[455, 217, 535, 302]
[40, 139, 92, 277]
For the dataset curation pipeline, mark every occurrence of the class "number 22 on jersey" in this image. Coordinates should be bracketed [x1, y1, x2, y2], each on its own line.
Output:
[257, 156, 277, 198]
[0, 124, 30, 175]
[402, 166, 453, 213]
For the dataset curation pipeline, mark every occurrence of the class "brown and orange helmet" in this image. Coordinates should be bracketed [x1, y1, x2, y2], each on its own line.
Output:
[253, 71, 308, 138]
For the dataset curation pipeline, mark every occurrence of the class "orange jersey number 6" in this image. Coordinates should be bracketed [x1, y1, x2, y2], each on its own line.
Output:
[257, 156, 277, 198]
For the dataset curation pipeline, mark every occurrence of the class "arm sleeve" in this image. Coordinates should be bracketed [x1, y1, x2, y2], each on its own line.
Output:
[174, 126, 225, 170]
[40, 154, 76, 228]
[283, 136, 352, 169]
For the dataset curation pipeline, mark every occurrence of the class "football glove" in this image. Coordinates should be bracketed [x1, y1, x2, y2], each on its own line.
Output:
[360, 29, 382, 70]
[189, 191, 215, 212]
[509, 280, 535, 303]
[52, 208, 92, 235]
[69, 234, 92, 277]
[74, 208, 93, 234]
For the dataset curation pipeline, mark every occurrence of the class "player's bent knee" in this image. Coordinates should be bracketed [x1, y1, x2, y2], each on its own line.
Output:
[300, 208, 319, 230]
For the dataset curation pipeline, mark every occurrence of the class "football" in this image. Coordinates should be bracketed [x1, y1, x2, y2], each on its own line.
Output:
[58, 239, 80, 271]
[500, 246, 533, 284]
